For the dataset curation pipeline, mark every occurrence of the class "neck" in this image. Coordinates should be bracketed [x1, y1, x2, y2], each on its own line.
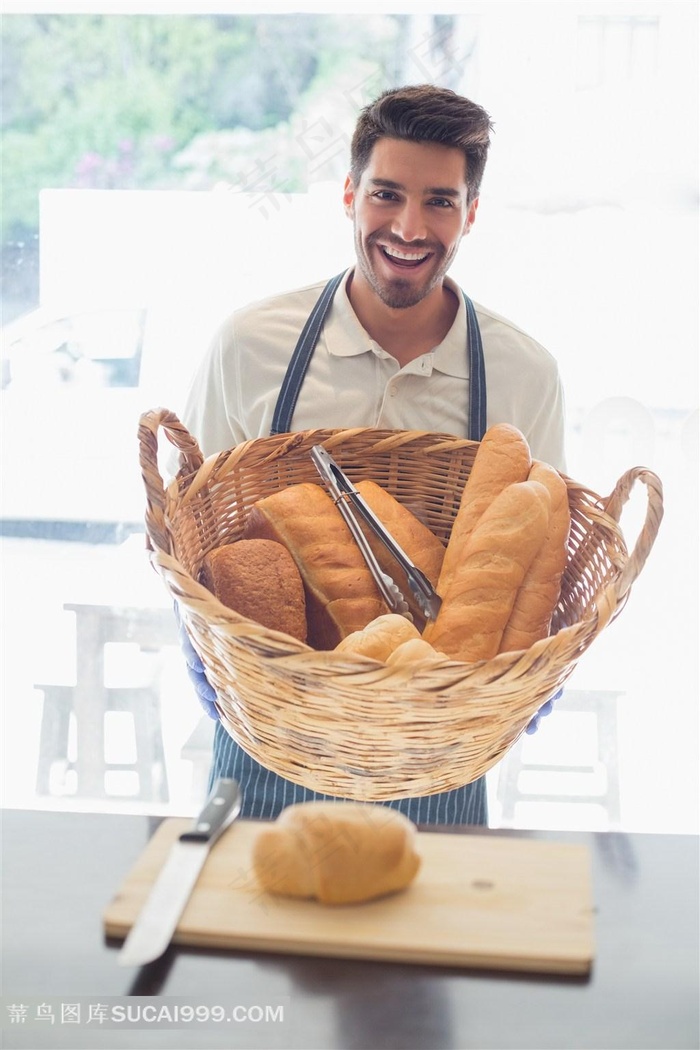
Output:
[346, 271, 459, 367]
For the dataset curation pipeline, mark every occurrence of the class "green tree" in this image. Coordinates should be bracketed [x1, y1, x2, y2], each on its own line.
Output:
[1, 12, 403, 238]
[0, 11, 414, 314]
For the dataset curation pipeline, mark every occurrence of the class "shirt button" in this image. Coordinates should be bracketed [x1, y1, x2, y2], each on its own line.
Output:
[389, 385, 398, 396]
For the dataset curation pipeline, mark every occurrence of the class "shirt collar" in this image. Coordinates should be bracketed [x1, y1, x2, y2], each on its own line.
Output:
[326, 269, 469, 378]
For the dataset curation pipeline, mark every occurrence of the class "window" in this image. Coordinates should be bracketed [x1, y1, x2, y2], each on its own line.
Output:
[577, 14, 660, 89]
[2, 4, 697, 833]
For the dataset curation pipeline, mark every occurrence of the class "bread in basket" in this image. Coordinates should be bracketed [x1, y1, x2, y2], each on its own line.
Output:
[138, 408, 663, 802]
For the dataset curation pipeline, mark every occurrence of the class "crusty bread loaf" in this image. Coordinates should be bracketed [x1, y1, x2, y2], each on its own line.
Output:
[199, 539, 307, 642]
[335, 613, 421, 661]
[423, 480, 551, 662]
[243, 483, 387, 650]
[498, 461, 571, 653]
[355, 480, 445, 589]
[436, 424, 531, 600]
[252, 802, 421, 905]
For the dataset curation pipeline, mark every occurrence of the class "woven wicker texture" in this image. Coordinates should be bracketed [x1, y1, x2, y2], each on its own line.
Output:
[139, 409, 664, 801]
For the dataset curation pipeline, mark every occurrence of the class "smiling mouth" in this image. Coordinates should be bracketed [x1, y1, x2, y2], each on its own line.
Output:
[379, 244, 432, 268]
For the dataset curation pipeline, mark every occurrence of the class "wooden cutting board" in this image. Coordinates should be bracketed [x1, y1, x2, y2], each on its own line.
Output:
[104, 819, 594, 976]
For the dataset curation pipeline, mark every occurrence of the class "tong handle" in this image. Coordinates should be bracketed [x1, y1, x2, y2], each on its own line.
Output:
[345, 490, 442, 620]
[310, 445, 441, 622]
[310, 445, 410, 617]
[334, 494, 412, 618]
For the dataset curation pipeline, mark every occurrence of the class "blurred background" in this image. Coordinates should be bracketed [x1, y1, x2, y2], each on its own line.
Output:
[1, 1, 697, 833]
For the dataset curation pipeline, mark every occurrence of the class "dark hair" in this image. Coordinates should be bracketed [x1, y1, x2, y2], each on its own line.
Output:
[350, 84, 494, 202]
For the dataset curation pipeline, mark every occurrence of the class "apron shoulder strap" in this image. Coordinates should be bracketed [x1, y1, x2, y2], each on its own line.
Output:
[270, 273, 488, 441]
[270, 271, 345, 436]
[463, 292, 487, 441]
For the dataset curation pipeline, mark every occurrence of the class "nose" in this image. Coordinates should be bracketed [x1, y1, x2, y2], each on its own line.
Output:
[391, 199, 427, 244]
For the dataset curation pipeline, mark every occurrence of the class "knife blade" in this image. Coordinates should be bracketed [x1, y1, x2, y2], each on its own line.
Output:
[117, 777, 241, 967]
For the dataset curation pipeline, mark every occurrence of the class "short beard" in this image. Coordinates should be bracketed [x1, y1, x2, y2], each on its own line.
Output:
[355, 229, 447, 309]
[370, 278, 432, 310]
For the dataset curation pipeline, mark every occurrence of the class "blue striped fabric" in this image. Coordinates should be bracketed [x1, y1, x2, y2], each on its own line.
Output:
[209, 722, 487, 826]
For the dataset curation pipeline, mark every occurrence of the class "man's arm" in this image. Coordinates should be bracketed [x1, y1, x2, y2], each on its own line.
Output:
[524, 367, 568, 474]
[180, 323, 247, 458]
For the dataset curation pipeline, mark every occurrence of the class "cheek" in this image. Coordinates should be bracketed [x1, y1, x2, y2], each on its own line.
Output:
[355, 214, 381, 243]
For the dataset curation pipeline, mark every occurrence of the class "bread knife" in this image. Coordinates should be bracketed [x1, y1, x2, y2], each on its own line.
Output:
[117, 778, 241, 967]
[310, 444, 442, 623]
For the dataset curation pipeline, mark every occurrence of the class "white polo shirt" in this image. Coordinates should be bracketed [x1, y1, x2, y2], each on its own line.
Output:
[182, 268, 566, 470]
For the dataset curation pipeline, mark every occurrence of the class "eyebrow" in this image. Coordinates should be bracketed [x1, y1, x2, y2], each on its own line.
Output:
[368, 178, 462, 199]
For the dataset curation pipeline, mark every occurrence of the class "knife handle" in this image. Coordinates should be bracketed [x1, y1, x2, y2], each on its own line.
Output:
[179, 778, 242, 845]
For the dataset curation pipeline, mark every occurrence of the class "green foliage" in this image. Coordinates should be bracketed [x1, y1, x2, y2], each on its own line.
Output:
[0, 12, 403, 242]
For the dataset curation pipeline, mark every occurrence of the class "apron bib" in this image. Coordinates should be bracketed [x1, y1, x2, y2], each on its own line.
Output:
[211, 272, 489, 825]
[271, 271, 487, 439]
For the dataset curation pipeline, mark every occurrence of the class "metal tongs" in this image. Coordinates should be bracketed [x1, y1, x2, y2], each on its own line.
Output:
[310, 444, 443, 624]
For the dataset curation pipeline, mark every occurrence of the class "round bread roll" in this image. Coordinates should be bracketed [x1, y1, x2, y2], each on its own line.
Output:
[385, 637, 445, 666]
[199, 539, 307, 643]
[252, 802, 421, 905]
[334, 613, 421, 661]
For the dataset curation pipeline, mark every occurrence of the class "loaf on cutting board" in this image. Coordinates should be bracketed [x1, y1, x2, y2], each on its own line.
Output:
[251, 802, 421, 905]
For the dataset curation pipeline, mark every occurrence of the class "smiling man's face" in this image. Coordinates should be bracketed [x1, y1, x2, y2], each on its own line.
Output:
[343, 137, 478, 311]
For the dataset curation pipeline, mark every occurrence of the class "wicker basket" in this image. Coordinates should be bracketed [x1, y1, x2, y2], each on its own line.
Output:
[138, 408, 663, 801]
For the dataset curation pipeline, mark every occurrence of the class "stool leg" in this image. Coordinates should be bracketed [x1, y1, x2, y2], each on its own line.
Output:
[497, 738, 526, 826]
[146, 691, 169, 803]
[71, 613, 107, 798]
[36, 687, 72, 795]
[130, 688, 169, 803]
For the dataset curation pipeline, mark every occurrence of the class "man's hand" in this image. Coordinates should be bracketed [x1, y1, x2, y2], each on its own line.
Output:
[175, 603, 220, 721]
[525, 687, 563, 734]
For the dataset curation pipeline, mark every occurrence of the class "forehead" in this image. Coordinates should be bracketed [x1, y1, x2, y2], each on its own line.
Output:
[360, 137, 469, 192]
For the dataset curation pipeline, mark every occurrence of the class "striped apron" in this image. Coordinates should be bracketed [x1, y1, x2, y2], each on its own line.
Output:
[209, 272, 489, 825]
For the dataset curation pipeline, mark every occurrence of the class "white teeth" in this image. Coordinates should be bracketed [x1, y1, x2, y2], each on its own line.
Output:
[383, 245, 429, 261]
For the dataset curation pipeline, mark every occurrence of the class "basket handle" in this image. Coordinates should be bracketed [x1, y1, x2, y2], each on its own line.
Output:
[602, 466, 664, 601]
[138, 408, 204, 555]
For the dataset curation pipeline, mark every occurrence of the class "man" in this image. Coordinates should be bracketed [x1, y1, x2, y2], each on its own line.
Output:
[180, 84, 566, 825]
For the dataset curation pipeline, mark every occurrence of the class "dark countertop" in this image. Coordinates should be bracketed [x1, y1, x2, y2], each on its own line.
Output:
[2, 809, 698, 1050]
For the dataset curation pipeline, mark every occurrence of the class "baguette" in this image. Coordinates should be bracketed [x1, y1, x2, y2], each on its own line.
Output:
[243, 483, 387, 649]
[423, 480, 551, 662]
[251, 802, 421, 905]
[498, 461, 571, 653]
[436, 423, 531, 599]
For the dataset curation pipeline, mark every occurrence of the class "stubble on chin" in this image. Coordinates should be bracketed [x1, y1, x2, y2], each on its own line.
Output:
[356, 233, 445, 310]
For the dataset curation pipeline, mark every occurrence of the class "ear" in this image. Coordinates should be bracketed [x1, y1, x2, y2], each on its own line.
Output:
[343, 174, 356, 219]
[462, 197, 479, 236]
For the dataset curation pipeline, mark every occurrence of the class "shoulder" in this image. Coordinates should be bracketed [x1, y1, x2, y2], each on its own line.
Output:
[230, 276, 338, 336]
[472, 300, 560, 375]
[208, 275, 342, 361]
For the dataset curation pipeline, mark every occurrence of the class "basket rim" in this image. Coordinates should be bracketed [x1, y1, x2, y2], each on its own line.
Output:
[140, 414, 664, 669]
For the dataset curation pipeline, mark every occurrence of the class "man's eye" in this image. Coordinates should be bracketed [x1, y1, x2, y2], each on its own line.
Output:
[372, 190, 398, 201]
[429, 198, 453, 208]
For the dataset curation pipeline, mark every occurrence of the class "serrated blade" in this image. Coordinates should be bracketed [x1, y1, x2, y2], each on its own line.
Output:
[117, 778, 241, 966]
